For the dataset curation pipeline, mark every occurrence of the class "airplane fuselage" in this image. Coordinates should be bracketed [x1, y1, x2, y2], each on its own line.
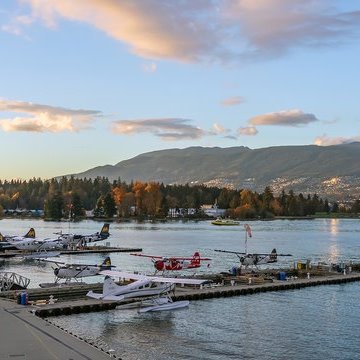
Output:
[55, 265, 100, 279]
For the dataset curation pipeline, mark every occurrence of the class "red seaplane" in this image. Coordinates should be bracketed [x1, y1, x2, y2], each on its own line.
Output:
[130, 251, 211, 274]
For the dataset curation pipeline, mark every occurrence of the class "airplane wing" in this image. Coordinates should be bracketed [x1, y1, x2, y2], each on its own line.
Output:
[165, 256, 212, 261]
[99, 270, 211, 285]
[215, 249, 246, 255]
[37, 258, 65, 264]
[130, 253, 211, 261]
[215, 249, 292, 256]
[130, 253, 163, 259]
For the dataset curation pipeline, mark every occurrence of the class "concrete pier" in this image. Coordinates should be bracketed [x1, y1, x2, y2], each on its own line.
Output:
[0, 298, 119, 359]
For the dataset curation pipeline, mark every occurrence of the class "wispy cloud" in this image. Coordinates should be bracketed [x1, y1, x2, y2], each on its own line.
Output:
[0, 99, 101, 132]
[1, 15, 33, 36]
[221, 96, 245, 106]
[249, 109, 319, 126]
[111, 118, 206, 141]
[314, 134, 360, 146]
[238, 126, 258, 136]
[224, 0, 360, 60]
[11, 0, 360, 63]
[209, 123, 230, 135]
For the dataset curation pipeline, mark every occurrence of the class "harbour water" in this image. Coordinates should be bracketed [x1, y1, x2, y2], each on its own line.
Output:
[1, 218, 360, 359]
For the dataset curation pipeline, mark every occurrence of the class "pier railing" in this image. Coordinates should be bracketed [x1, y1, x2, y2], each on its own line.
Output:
[0, 272, 30, 292]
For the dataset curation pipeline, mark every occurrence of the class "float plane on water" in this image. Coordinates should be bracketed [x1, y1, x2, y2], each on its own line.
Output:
[215, 224, 292, 270]
[0, 228, 36, 251]
[55, 223, 110, 247]
[0, 228, 62, 256]
[87, 270, 210, 301]
[214, 248, 292, 269]
[130, 251, 211, 274]
[40, 256, 115, 286]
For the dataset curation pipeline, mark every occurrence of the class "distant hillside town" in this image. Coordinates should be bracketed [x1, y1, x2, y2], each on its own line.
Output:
[64, 143, 360, 202]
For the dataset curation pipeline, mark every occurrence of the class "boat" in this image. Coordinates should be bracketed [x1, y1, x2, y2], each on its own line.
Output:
[211, 218, 240, 226]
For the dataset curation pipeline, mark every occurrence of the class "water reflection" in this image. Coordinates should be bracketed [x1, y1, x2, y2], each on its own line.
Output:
[329, 218, 339, 235]
[328, 243, 339, 263]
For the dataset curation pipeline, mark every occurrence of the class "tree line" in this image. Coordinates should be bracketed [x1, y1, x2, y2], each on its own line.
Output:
[0, 177, 358, 220]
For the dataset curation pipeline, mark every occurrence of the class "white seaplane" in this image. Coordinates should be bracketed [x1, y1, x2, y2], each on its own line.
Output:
[55, 223, 110, 247]
[0, 228, 62, 258]
[39, 256, 115, 287]
[86, 269, 210, 311]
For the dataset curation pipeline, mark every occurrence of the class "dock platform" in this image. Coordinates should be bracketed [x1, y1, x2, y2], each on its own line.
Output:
[0, 246, 142, 258]
[0, 297, 119, 359]
[2, 271, 358, 318]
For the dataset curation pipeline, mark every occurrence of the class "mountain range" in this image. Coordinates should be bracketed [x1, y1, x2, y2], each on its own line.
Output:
[67, 142, 360, 201]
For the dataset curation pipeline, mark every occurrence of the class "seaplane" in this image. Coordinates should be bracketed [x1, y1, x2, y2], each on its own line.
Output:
[130, 251, 211, 274]
[55, 223, 110, 247]
[1, 227, 36, 242]
[86, 269, 211, 305]
[0, 229, 62, 258]
[40, 256, 115, 286]
[215, 248, 287, 269]
[0, 228, 36, 250]
[215, 224, 292, 270]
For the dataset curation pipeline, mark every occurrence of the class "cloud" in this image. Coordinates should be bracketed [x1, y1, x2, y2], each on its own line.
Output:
[19, 0, 223, 63]
[111, 118, 206, 141]
[221, 96, 245, 106]
[224, 0, 360, 60]
[0, 99, 101, 132]
[238, 126, 258, 136]
[15, 0, 360, 63]
[314, 134, 360, 146]
[210, 123, 230, 135]
[249, 109, 319, 126]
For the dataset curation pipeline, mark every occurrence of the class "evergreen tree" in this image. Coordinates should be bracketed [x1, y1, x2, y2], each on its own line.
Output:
[44, 191, 64, 220]
[71, 192, 85, 219]
[103, 192, 116, 218]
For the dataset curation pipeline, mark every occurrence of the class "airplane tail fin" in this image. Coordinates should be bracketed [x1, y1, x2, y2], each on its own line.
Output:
[100, 223, 110, 239]
[100, 256, 113, 270]
[103, 275, 120, 296]
[24, 228, 36, 238]
[269, 248, 277, 262]
[191, 251, 201, 266]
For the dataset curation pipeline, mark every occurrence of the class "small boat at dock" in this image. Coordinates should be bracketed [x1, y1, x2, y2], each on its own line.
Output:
[211, 218, 240, 226]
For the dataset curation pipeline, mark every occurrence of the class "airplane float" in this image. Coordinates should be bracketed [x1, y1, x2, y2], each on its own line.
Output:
[55, 223, 110, 247]
[87, 269, 211, 303]
[40, 256, 115, 286]
[130, 251, 211, 274]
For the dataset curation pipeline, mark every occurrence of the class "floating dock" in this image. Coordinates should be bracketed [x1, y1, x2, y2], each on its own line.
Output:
[0, 246, 142, 258]
[1, 271, 358, 318]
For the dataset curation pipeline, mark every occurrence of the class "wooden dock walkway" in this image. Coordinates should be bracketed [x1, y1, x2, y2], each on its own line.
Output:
[6, 271, 358, 318]
[0, 246, 142, 258]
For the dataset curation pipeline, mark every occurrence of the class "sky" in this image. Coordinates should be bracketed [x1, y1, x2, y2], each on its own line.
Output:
[1, 0, 360, 180]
